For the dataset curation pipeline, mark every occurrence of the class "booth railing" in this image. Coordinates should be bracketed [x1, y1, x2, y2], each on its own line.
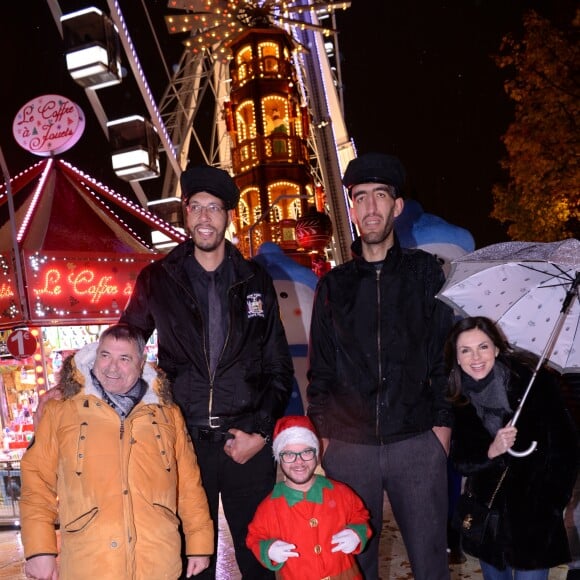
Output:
[0, 461, 21, 526]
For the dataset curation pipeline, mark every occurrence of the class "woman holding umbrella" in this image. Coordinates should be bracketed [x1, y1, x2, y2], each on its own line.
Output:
[445, 316, 578, 580]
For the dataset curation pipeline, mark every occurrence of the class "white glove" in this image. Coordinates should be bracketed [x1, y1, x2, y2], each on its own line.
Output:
[268, 540, 299, 563]
[331, 528, 360, 554]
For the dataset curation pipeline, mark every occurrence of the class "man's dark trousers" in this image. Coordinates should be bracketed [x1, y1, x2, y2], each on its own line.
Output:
[184, 438, 276, 579]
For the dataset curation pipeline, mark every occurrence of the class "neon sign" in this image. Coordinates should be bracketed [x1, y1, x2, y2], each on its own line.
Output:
[21, 251, 159, 325]
[33, 268, 133, 303]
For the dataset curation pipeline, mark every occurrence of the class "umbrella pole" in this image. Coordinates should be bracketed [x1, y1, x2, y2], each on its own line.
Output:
[508, 271, 579, 457]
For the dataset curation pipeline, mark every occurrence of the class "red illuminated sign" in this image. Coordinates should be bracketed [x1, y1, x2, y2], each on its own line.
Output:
[34, 268, 130, 303]
[21, 251, 160, 326]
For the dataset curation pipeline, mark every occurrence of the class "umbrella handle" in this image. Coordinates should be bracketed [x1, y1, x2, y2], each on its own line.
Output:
[506, 413, 538, 457]
[507, 441, 537, 457]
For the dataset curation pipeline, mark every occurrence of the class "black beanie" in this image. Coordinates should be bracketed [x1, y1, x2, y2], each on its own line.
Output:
[180, 164, 240, 209]
[342, 153, 406, 198]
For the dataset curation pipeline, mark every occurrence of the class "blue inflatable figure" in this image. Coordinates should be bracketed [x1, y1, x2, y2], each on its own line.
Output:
[254, 242, 318, 415]
[395, 199, 475, 274]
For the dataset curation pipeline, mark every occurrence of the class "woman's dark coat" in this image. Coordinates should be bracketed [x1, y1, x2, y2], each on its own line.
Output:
[451, 360, 578, 570]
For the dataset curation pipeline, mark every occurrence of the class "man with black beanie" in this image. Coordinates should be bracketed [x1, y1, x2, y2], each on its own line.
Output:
[307, 152, 454, 580]
[121, 164, 294, 579]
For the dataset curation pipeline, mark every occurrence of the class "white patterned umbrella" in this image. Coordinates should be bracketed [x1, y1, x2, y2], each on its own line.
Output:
[437, 238, 580, 373]
[437, 238, 580, 456]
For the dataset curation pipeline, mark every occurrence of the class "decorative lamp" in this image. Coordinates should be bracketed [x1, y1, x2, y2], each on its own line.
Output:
[107, 116, 161, 182]
[61, 7, 122, 90]
[295, 207, 333, 252]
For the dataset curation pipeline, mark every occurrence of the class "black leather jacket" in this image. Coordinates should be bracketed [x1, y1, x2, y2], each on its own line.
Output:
[307, 236, 454, 444]
[120, 240, 294, 438]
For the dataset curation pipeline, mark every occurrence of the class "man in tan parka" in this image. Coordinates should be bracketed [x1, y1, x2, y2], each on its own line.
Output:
[20, 324, 214, 579]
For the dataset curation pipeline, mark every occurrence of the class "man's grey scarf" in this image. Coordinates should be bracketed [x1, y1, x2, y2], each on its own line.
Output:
[462, 361, 512, 436]
[90, 370, 146, 418]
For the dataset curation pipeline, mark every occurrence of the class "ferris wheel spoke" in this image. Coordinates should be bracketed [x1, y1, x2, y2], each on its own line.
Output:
[275, 14, 336, 34]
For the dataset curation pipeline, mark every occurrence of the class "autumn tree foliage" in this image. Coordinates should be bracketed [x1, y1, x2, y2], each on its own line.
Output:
[492, 10, 579, 241]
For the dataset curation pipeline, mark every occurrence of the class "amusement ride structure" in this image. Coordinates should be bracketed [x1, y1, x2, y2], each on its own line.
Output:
[46, 0, 357, 269]
[0, 0, 359, 462]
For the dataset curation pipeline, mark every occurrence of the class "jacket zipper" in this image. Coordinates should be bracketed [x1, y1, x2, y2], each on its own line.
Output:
[182, 278, 213, 422]
[207, 278, 245, 421]
[163, 255, 256, 424]
[375, 269, 382, 440]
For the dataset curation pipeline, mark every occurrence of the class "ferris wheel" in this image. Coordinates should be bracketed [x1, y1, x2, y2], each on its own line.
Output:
[47, 0, 356, 264]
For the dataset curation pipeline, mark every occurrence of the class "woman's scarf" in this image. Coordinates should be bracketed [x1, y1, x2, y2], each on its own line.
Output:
[462, 361, 513, 436]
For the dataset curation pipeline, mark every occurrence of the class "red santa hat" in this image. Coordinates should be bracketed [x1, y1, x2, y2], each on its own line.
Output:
[272, 415, 320, 459]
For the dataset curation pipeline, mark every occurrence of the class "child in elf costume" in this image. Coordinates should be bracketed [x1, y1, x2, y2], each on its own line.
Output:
[247, 415, 371, 579]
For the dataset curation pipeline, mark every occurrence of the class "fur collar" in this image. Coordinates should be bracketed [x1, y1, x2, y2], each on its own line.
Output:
[61, 342, 170, 405]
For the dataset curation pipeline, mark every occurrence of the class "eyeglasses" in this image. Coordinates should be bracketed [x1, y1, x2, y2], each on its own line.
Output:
[187, 203, 225, 216]
[279, 448, 316, 463]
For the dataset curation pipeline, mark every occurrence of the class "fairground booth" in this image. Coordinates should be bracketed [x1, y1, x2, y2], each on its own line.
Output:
[0, 155, 184, 524]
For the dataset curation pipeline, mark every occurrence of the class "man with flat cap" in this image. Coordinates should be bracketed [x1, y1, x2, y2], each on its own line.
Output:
[121, 164, 294, 579]
[307, 153, 454, 579]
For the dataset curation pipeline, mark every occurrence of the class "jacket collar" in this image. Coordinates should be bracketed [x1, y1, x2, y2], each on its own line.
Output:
[350, 233, 403, 275]
[271, 474, 334, 507]
[163, 239, 255, 284]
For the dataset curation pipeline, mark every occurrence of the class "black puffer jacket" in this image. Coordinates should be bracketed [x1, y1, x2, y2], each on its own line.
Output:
[451, 360, 578, 570]
[307, 236, 454, 444]
[120, 239, 294, 438]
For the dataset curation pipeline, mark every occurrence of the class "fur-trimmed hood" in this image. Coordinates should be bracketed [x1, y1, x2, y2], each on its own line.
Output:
[59, 342, 173, 405]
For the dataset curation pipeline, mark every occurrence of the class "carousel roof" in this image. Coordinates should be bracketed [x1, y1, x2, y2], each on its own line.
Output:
[0, 158, 187, 329]
[0, 157, 186, 253]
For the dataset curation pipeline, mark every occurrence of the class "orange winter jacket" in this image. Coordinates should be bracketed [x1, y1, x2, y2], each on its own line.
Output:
[20, 344, 213, 580]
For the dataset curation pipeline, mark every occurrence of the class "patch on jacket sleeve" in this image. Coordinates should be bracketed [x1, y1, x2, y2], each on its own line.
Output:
[246, 292, 264, 318]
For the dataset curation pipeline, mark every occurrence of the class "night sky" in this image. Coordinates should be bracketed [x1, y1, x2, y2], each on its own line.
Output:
[1, 1, 576, 249]
[334, 0, 576, 247]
